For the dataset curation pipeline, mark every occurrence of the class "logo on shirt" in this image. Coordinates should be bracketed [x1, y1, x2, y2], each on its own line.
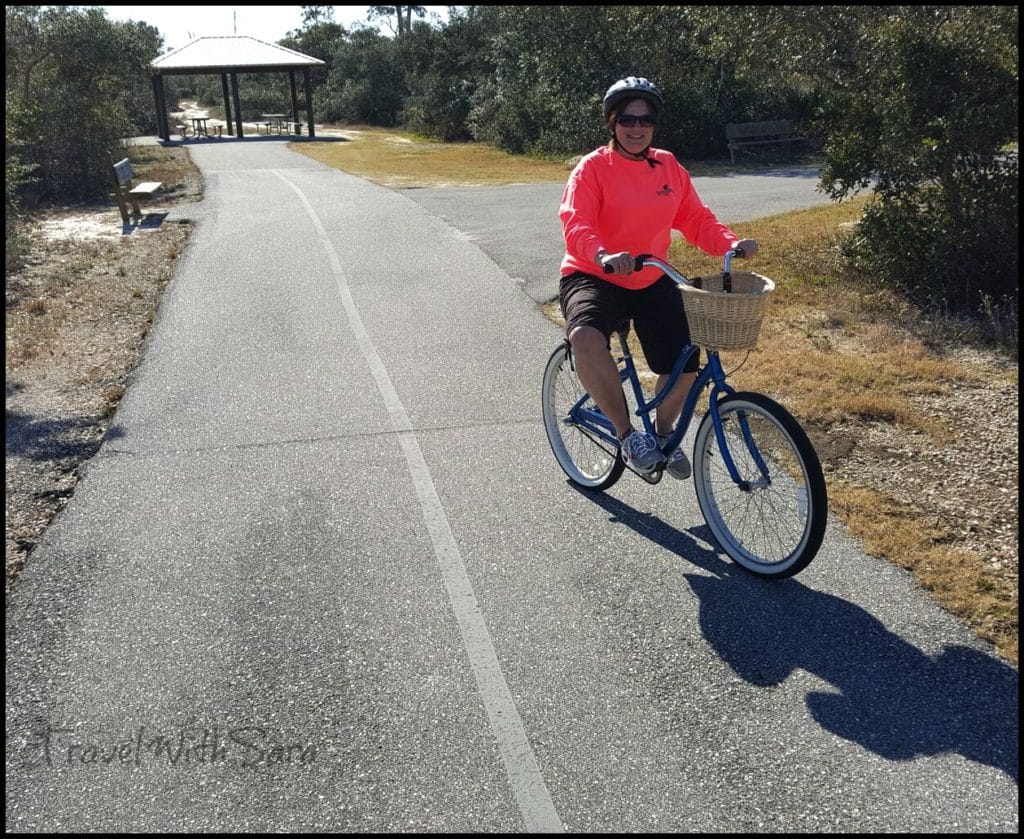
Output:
[656, 183, 673, 196]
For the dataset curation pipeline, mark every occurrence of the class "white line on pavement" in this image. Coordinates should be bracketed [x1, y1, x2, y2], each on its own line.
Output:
[276, 171, 563, 833]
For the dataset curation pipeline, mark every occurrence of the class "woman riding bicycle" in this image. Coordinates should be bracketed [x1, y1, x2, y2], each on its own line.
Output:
[558, 76, 758, 477]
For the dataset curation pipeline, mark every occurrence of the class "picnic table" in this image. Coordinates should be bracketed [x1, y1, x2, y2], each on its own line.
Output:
[189, 116, 211, 137]
[260, 114, 287, 135]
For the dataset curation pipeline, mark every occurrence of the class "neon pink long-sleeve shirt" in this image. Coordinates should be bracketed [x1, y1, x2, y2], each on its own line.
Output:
[559, 145, 740, 290]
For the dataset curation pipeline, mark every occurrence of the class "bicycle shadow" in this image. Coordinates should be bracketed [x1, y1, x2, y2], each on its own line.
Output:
[573, 485, 1019, 783]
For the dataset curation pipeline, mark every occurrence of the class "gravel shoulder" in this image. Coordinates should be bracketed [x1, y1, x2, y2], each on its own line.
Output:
[6, 166, 200, 598]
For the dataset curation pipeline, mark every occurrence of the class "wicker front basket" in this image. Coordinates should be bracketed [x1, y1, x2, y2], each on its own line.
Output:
[680, 270, 775, 351]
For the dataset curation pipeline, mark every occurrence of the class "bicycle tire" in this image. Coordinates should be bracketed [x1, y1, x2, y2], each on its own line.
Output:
[542, 343, 626, 491]
[693, 392, 827, 578]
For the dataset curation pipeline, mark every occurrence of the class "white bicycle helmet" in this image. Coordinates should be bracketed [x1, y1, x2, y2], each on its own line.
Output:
[602, 76, 664, 119]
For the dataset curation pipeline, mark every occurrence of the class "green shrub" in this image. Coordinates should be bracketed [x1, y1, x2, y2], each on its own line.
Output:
[841, 157, 1018, 319]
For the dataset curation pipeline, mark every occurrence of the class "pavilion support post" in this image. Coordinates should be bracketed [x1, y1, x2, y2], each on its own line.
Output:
[303, 69, 315, 138]
[231, 72, 244, 138]
[152, 74, 169, 141]
[220, 73, 234, 136]
[289, 71, 300, 130]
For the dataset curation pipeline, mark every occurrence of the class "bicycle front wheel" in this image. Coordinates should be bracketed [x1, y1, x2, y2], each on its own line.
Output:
[541, 343, 625, 491]
[693, 392, 827, 578]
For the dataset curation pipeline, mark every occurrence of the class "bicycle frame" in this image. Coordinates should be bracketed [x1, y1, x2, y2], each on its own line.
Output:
[545, 249, 826, 576]
[565, 251, 773, 487]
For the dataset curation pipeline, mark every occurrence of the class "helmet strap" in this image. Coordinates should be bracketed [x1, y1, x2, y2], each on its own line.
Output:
[611, 137, 661, 168]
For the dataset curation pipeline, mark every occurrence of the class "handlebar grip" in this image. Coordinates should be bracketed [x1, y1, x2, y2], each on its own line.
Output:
[602, 253, 653, 273]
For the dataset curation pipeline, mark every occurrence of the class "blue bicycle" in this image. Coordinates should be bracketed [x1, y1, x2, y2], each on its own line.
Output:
[541, 251, 827, 578]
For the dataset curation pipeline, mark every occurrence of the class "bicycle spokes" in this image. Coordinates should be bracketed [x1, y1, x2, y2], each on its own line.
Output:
[693, 393, 826, 578]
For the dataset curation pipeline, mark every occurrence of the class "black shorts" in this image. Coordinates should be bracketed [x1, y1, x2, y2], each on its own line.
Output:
[558, 271, 700, 374]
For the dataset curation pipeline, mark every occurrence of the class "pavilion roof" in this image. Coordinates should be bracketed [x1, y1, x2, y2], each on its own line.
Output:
[151, 36, 324, 74]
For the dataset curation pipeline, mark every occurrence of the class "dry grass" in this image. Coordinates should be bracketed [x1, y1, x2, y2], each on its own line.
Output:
[293, 126, 573, 188]
[122, 145, 199, 198]
[6, 171, 191, 376]
[662, 202, 1017, 663]
[670, 201, 1006, 428]
[5, 147, 198, 595]
[830, 484, 1017, 664]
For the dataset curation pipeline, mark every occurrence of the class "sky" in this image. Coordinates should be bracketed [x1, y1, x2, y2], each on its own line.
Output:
[97, 6, 451, 52]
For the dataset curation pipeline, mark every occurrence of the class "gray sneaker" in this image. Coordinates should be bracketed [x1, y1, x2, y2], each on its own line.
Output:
[657, 434, 691, 480]
[620, 430, 661, 473]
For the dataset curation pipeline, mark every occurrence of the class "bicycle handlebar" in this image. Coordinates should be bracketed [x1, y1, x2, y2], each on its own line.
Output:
[601, 247, 746, 288]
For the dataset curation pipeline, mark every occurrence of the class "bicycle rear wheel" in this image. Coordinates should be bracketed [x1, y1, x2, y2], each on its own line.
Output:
[542, 343, 625, 491]
[693, 392, 827, 578]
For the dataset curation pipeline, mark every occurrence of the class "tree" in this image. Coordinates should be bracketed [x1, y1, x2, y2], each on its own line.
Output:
[452, 6, 733, 158]
[280, 15, 346, 88]
[367, 5, 427, 37]
[395, 9, 489, 141]
[825, 8, 1018, 314]
[5, 6, 164, 204]
[6, 96, 37, 269]
[301, 6, 335, 27]
[318, 28, 407, 125]
[693, 5, 1019, 316]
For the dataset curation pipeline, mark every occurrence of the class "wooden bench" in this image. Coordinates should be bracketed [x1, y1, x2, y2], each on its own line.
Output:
[725, 120, 805, 163]
[109, 158, 162, 224]
[175, 123, 189, 139]
[287, 121, 304, 135]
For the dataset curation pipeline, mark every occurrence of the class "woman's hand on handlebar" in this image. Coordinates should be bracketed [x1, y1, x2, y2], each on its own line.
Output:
[731, 238, 759, 258]
[598, 250, 638, 275]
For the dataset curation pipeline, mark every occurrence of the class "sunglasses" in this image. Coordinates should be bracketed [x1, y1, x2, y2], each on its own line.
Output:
[616, 114, 657, 128]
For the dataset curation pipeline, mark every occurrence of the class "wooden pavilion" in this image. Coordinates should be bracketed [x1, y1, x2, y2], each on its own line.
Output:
[150, 36, 325, 140]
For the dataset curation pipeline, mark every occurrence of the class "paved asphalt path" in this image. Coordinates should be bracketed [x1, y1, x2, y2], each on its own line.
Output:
[402, 166, 833, 304]
[5, 138, 1017, 832]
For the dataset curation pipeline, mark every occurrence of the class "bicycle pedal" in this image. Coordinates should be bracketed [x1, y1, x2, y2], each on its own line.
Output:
[637, 467, 663, 484]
